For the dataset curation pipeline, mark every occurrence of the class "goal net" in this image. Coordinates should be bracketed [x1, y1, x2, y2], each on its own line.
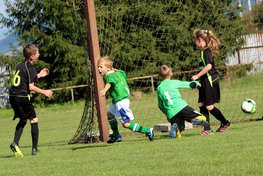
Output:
[70, 0, 262, 143]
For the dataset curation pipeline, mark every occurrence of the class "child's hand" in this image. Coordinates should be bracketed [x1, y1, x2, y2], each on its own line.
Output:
[189, 81, 201, 89]
[100, 89, 106, 96]
[38, 68, 49, 78]
[196, 82, 201, 89]
[191, 75, 199, 81]
[44, 89, 53, 98]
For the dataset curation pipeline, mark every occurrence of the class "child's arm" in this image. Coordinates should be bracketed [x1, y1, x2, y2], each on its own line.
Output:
[189, 81, 201, 89]
[100, 83, 111, 96]
[157, 94, 166, 114]
[191, 64, 212, 80]
[174, 80, 201, 89]
[37, 68, 49, 78]
[29, 83, 53, 98]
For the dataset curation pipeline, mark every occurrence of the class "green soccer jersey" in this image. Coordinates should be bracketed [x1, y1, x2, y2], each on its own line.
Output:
[104, 70, 130, 104]
[157, 79, 198, 121]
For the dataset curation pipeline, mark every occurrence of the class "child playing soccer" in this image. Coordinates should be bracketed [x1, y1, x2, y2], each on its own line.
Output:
[98, 56, 154, 143]
[9, 44, 53, 157]
[157, 65, 209, 138]
[191, 29, 230, 135]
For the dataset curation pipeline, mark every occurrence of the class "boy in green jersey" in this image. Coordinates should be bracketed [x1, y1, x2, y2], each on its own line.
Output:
[98, 56, 154, 143]
[157, 65, 209, 138]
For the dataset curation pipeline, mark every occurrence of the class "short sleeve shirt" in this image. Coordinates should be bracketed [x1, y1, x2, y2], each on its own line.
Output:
[10, 61, 38, 96]
[104, 70, 130, 104]
[157, 80, 192, 120]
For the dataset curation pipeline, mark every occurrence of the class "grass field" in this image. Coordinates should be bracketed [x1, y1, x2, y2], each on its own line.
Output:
[0, 100, 263, 176]
[0, 73, 262, 175]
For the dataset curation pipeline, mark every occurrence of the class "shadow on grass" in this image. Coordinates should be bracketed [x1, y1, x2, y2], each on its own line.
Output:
[153, 131, 203, 139]
[18, 140, 71, 149]
[0, 155, 13, 159]
[71, 144, 109, 151]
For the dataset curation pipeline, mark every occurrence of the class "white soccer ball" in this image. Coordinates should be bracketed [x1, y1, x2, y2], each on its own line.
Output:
[241, 99, 256, 113]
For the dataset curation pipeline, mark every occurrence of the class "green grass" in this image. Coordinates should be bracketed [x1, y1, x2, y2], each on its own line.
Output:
[0, 73, 262, 175]
[1, 103, 263, 176]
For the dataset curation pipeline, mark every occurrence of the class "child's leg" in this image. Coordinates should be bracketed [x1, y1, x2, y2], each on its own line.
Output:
[30, 118, 39, 155]
[177, 120, 185, 132]
[125, 121, 149, 133]
[200, 106, 211, 130]
[208, 106, 230, 132]
[170, 123, 182, 138]
[108, 112, 120, 137]
[208, 106, 229, 124]
[116, 99, 154, 141]
[10, 119, 26, 157]
[13, 119, 27, 146]
[123, 121, 154, 141]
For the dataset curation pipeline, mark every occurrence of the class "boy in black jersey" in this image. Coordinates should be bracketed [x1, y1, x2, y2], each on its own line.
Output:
[9, 44, 53, 157]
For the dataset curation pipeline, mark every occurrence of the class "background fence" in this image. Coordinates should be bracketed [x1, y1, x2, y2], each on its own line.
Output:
[0, 33, 262, 108]
[227, 33, 263, 71]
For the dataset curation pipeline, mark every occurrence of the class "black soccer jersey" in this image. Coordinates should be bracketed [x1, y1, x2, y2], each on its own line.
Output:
[198, 48, 217, 79]
[10, 61, 38, 96]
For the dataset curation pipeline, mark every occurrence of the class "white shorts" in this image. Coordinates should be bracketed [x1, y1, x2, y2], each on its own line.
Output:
[109, 99, 134, 124]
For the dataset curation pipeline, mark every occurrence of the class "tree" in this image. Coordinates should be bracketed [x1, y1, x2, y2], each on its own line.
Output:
[0, 0, 249, 98]
[0, 0, 89, 103]
[242, 2, 263, 32]
[95, 0, 248, 78]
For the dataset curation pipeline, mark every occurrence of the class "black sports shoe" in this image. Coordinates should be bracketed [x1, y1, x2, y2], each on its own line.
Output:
[32, 148, 38, 155]
[107, 134, 122, 144]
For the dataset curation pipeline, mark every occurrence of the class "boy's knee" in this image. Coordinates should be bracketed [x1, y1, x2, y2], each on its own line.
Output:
[107, 112, 115, 119]
[206, 105, 214, 111]
[30, 117, 38, 123]
[122, 122, 130, 128]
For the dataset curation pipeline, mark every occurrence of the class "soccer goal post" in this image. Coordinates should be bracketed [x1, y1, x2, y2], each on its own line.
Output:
[82, 0, 109, 142]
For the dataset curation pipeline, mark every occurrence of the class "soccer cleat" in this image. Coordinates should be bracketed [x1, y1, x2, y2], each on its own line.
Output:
[200, 130, 213, 136]
[176, 129, 182, 138]
[191, 116, 209, 127]
[216, 122, 231, 132]
[170, 123, 182, 138]
[10, 143, 23, 157]
[32, 148, 38, 156]
[107, 134, 122, 144]
[170, 123, 177, 138]
[146, 128, 154, 141]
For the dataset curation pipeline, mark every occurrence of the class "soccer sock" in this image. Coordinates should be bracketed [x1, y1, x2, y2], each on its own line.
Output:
[14, 120, 27, 146]
[108, 117, 120, 137]
[210, 107, 229, 124]
[200, 106, 211, 130]
[177, 120, 185, 132]
[31, 123, 39, 149]
[128, 122, 148, 133]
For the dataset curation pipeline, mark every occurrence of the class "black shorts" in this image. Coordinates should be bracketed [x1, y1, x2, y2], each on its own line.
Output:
[198, 74, 220, 106]
[170, 106, 202, 131]
[9, 96, 36, 120]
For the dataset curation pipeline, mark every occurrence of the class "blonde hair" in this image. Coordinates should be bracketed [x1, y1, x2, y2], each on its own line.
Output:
[98, 56, 113, 69]
[159, 65, 172, 79]
[23, 44, 39, 59]
[193, 29, 221, 57]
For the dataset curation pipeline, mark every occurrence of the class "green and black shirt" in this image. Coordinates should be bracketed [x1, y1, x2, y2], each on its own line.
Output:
[10, 61, 38, 96]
